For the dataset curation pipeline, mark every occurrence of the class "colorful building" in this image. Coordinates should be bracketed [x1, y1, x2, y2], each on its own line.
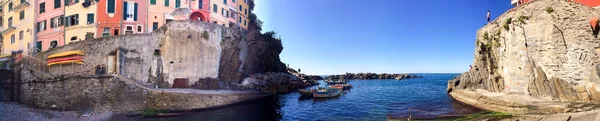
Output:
[1, 0, 233, 54]
[226, 0, 236, 26]
[236, 0, 248, 29]
[0, 0, 5, 54]
[64, 0, 97, 44]
[96, 0, 122, 37]
[121, 0, 146, 35]
[35, 0, 64, 51]
[1, 0, 36, 54]
[147, 0, 188, 33]
[189, 0, 210, 22]
[210, 0, 228, 27]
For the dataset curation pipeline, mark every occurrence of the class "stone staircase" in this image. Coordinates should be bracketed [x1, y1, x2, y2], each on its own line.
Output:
[21, 55, 48, 73]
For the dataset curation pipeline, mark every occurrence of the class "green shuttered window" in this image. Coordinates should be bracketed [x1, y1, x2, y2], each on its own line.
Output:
[107, 0, 115, 13]
[134, 3, 138, 21]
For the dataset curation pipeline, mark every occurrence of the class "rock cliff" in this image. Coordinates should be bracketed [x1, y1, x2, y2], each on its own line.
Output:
[448, 0, 600, 102]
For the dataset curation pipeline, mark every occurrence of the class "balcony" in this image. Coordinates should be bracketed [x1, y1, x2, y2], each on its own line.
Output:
[12, 0, 30, 12]
[0, 26, 16, 35]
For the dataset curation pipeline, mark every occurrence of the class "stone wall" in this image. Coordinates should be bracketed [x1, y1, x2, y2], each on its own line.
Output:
[18, 65, 148, 112]
[35, 20, 277, 88]
[449, 0, 600, 102]
[16, 64, 269, 112]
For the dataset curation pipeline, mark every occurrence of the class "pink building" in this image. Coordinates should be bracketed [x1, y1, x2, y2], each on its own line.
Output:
[189, 0, 210, 22]
[35, 0, 65, 51]
[122, 0, 147, 35]
[226, 0, 238, 26]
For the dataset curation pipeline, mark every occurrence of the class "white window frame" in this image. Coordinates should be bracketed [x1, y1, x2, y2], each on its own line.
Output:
[124, 25, 135, 34]
[125, 2, 135, 21]
[136, 24, 143, 33]
[102, 27, 110, 37]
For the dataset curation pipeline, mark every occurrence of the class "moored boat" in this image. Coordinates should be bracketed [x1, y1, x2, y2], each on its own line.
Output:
[324, 79, 347, 84]
[313, 87, 342, 98]
[329, 85, 344, 90]
[298, 89, 316, 97]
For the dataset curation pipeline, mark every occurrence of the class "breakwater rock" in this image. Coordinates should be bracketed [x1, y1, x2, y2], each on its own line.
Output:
[326, 73, 421, 80]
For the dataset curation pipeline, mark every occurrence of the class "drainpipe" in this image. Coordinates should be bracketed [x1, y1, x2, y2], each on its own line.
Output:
[32, 0, 37, 54]
[146, 0, 148, 33]
[63, 2, 66, 47]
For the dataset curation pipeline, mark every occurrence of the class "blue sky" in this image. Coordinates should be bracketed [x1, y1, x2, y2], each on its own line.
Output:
[254, 0, 513, 75]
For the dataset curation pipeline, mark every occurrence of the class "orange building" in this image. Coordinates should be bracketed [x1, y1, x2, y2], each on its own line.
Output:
[96, 0, 123, 37]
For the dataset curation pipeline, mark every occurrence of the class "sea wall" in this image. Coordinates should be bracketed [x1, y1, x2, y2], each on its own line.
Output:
[448, 0, 600, 102]
[15, 64, 269, 112]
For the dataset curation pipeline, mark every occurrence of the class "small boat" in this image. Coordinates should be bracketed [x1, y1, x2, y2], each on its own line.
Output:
[324, 80, 347, 84]
[329, 85, 344, 90]
[0, 54, 10, 59]
[395, 76, 403, 80]
[47, 51, 85, 59]
[47, 55, 83, 63]
[298, 89, 316, 97]
[313, 87, 342, 98]
[337, 84, 352, 89]
[47, 60, 84, 66]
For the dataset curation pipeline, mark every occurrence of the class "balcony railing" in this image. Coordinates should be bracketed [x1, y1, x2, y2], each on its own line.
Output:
[12, 0, 30, 11]
[0, 26, 15, 35]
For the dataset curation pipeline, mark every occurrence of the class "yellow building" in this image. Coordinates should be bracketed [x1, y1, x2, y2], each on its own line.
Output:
[64, 0, 97, 44]
[1, 0, 35, 54]
[236, 0, 248, 29]
[210, 0, 228, 27]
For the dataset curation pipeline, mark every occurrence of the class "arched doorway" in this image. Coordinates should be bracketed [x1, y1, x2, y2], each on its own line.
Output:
[190, 11, 206, 22]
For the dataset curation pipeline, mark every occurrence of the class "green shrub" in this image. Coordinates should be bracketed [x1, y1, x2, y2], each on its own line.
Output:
[503, 18, 512, 31]
[517, 16, 529, 24]
[202, 31, 209, 40]
[496, 29, 502, 36]
[546, 7, 554, 13]
[492, 38, 501, 47]
[483, 32, 489, 40]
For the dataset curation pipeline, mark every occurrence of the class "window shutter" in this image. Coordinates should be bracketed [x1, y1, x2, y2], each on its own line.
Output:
[107, 0, 115, 13]
[134, 3, 138, 21]
[54, 0, 60, 8]
[165, 0, 169, 7]
[87, 13, 94, 24]
[199, 0, 202, 9]
[150, 0, 155, 5]
[64, 0, 68, 6]
[123, 2, 127, 20]
[65, 16, 70, 27]
[176, 0, 180, 8]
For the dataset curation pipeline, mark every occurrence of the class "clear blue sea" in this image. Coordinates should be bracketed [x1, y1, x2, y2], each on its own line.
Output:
[133, 73, 480, 121]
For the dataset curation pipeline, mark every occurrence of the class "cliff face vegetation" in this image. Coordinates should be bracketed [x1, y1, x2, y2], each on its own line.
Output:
[449, 0, 600, 102]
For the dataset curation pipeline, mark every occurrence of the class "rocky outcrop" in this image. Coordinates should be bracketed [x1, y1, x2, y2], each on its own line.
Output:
[239, 72, 310, 94]
[326, 73, 421, 80]
[449, 0, 600, 104]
